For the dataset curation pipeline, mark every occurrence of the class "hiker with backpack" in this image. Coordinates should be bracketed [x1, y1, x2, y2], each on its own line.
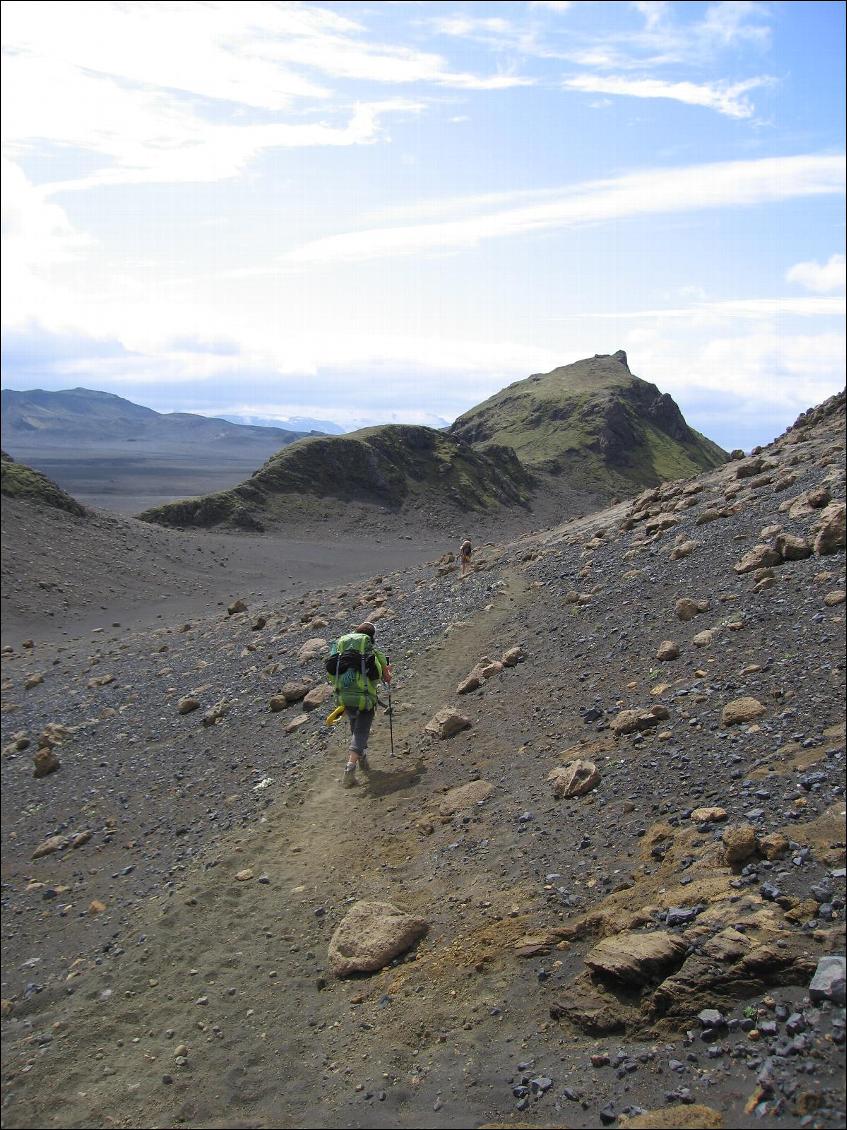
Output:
[325, 621, 392, 789]
[459, 538, 472, 577]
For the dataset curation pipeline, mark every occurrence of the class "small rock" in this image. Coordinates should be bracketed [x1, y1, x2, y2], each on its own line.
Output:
[425, 707, 472, 740]
[721, 697, 766, 726]
[656, 640, 680, 661]
[32, 747, 60, 778]
[675, 598, 710, 622]
[809, 955, 846, 1005]
[548, 760, 600, 798]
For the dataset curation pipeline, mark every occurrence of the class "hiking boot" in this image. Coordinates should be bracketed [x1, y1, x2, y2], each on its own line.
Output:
[357, 754, 370, 773]
[342, 766, 357, 789]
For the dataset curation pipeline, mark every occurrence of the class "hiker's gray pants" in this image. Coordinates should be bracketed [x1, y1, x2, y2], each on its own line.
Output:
[347, 708, 375, 754]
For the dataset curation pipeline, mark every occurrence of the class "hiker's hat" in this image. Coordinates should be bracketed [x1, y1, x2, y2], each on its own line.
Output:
[354, 621, 376, 638]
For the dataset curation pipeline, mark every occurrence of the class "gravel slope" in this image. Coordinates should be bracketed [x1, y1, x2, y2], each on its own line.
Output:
[1, 392, 844, 1130]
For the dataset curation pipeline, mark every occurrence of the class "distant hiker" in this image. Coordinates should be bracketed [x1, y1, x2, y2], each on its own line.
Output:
[459, 538, 472, 577]
[325, 621, 392, 789]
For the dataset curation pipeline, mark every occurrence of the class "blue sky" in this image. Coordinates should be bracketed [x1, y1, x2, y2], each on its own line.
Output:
[1, 0, 844, 450]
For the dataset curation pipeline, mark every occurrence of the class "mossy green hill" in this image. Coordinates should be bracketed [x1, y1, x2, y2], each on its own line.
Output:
[138, 353, 727, 534]
[1, 451, 88, 517]
[449, 350, 727, 494]
[138, 425, 532, 532]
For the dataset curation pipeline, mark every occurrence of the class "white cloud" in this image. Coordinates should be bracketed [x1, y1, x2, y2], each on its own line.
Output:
[282, 153, 846, 265]
[564, 73, 772, 118]
[529, 2, 573, 11]
[786, 254, 846, 294]
[586, 296, 846, 320]
[2, 0, 534, 195]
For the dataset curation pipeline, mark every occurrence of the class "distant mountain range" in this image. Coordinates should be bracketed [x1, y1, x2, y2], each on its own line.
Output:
[0, 388, 322, 451]
[221, 413, 344, 435]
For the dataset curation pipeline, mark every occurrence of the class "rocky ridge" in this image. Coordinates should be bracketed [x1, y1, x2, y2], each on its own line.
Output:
[0, 389, 844, 1129]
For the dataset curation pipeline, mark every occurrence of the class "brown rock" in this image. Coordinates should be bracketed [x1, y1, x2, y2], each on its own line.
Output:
[722, 823, 758, 865]
[758, 831, 790, 860]
[87, 674, 115, 688]
[425, 707, 472, 739]
[269, 694, 288, 712]
[235, 869, 254, 882]
[721, 697, 766, 726]
[501, 645, 526, 667]
[32, 834, 68, 859]
[656, 640, 680, 661]
[774, 532, 812, 561]
[24, 674, 44, 689]
[202, 699, 230, 727]
[813, 500, 846, 554]
[584, 930, 687, 985]
[457, 674, 482, 695]
[226, 599, 248, 615]
[548, 759, 601, 799]
[691, 806, 728, 823]
[284, 715, 309, 734]
[733, 545, 782, 574]
[824, 590, 846, 606]
[298, 638, 328, 664]
[787, 483, 832, 518]
[675, 598, 709, 621]
[177, 697, 201, 715]
[328, 901, 428, 976]
[611, 705, 670, 735]
[670, 540, 699, 561]
[439, 780, 494, 816]
[692, 629, 715, 647]
[281, 680, 311, 703]
[33, 747, 60, 778]
[302, 684, 333, 711]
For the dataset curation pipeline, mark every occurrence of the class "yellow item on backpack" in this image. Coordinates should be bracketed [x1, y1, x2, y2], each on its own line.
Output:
[326, 704, 346, 725]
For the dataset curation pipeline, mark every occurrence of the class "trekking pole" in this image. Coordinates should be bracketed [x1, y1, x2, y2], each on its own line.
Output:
[386, 655, 395, 757]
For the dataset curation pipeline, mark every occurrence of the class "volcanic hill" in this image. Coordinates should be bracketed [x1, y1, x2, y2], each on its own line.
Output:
[450, 349, 727, 494]
[139, 352, 727, 535]
[138, 424, 533, 533]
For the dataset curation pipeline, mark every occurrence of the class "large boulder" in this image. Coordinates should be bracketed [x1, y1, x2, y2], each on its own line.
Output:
[425, 707, 472, 739]
[547, 759, 600, 798]
[328, 901, 428, 977]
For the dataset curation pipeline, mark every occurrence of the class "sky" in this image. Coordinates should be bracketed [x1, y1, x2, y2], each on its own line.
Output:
[1, 0, 845, 451]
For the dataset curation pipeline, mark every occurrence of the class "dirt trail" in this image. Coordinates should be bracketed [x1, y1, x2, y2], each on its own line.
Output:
[2, 567, 540, 1130]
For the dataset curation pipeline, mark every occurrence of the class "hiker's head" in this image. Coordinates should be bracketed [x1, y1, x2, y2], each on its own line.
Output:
[354, 621, 376, 639]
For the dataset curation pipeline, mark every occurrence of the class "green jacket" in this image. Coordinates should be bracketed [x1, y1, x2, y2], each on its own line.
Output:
[326, 632, 387, 711]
